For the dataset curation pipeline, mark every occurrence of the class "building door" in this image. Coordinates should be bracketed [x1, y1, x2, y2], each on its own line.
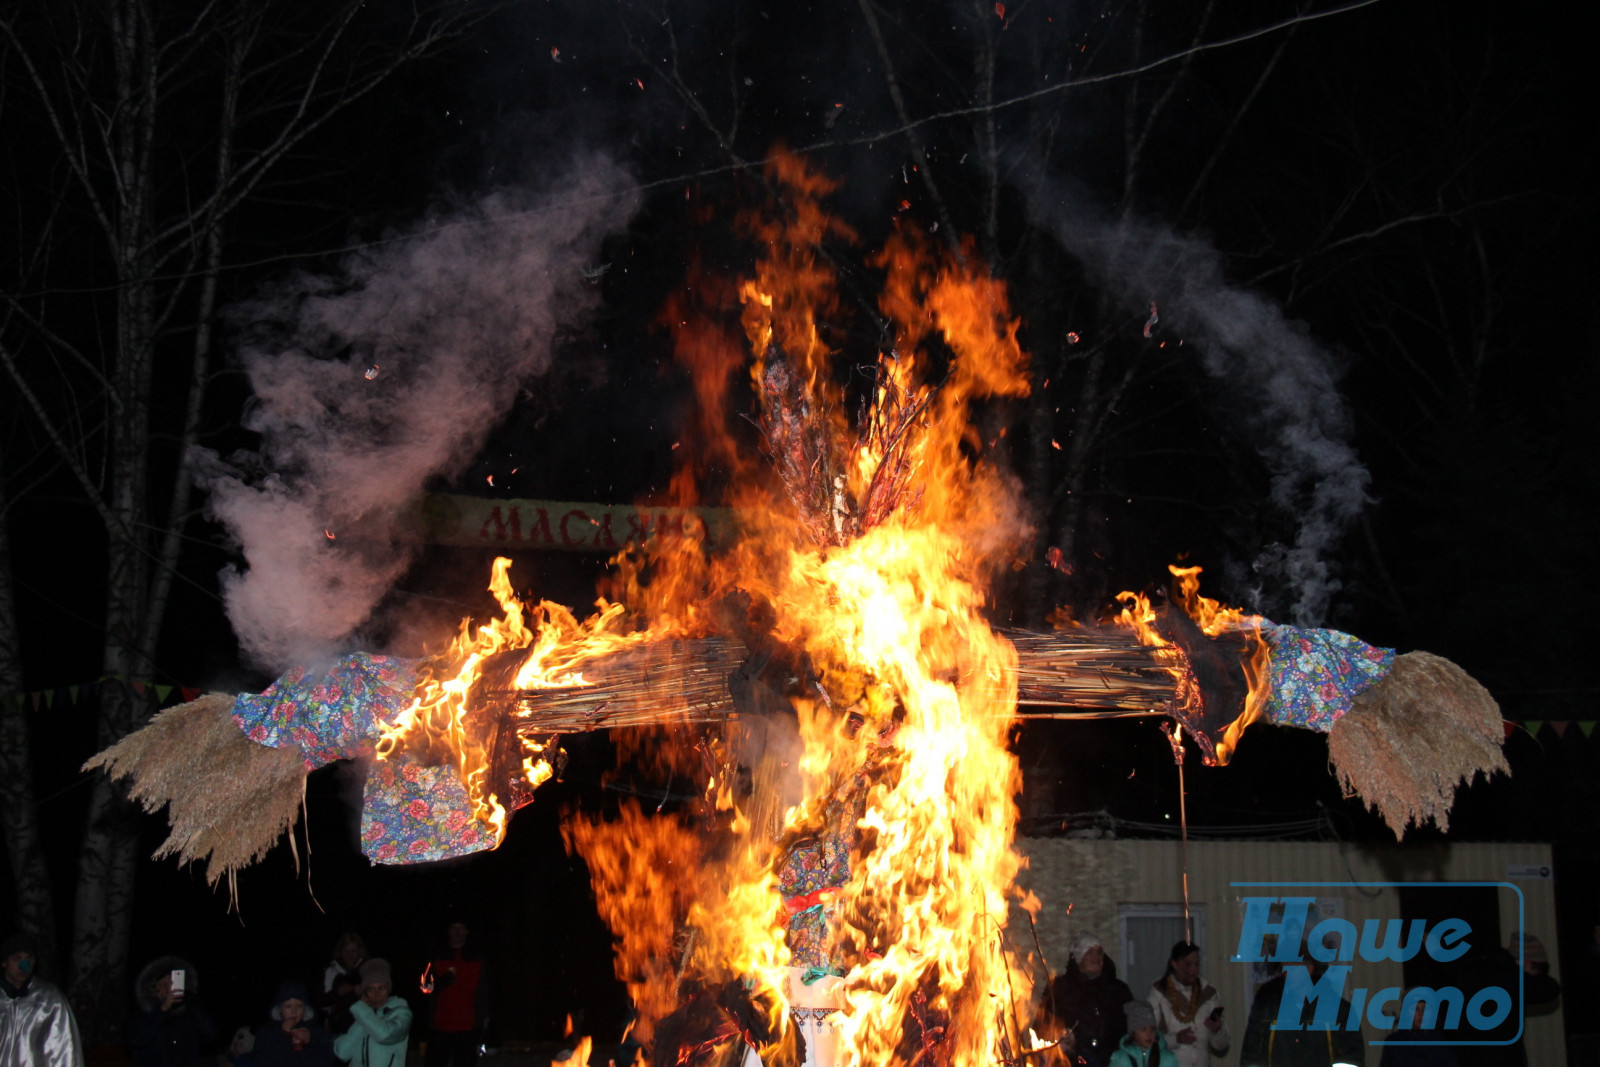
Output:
[1118, 904, 1206, 1003]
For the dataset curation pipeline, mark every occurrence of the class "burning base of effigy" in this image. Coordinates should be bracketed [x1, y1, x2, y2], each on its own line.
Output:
[88, 151, 1507, 1067]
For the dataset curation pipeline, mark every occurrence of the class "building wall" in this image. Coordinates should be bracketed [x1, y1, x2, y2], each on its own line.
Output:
[1014, 838, 1563, 1065]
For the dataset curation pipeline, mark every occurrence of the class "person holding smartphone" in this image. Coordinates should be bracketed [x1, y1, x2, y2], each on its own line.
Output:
[128, 956, 216, 1067]
[1148, 941, 1229, 1067]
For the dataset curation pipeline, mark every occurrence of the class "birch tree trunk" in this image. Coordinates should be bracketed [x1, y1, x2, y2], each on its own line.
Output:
[0, 465, 61, 978]
[0, 0, 487, 1040]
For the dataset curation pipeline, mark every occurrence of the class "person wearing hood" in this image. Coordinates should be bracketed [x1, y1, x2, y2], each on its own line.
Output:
[1046, 934, 1135, 1067]
[1, 931, 84, 1067]
[128, 955, 216, 1067]
[1148, 941, 1228, 1067]
[1110, 1001, 1179, 1067]
[332, 960, 410, 1067]
[254, 981, 333, 1067]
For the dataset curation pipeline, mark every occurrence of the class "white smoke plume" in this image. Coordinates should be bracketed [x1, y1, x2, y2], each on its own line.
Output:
[200, 155, 637, 670]
[1030, 191, 1370, 626]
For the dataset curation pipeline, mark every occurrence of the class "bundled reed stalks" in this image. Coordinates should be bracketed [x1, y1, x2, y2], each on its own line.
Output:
[83, 693, 306, 885]
[1004, 629, 1177, 712]
[495, 629, 1178, 736]
[1328, 651, 1508, 836]
[496, 636, 747, 737]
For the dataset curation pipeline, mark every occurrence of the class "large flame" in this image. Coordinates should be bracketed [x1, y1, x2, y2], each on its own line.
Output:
[390, 149, 1056, 1066]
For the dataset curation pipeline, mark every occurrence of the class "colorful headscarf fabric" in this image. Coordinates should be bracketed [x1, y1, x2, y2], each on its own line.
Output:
[1261, 624, 1395, 733]
[230, 653, 498, 865]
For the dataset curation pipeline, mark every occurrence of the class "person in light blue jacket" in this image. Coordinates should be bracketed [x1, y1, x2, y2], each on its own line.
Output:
[1109, 1001, 1179, 1067]
[332, 960, 410, 1067]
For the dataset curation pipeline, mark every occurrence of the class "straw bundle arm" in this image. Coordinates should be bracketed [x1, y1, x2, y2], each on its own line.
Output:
[81, 619, 1510, 886]
[483, 629, 1179, 738]
[83, 694, 307, 886]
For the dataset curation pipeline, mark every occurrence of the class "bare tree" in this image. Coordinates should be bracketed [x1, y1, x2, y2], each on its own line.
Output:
[608, 0, 1367, 623]
[0, 457, 60, 980]
[0, 0, 487, 1035]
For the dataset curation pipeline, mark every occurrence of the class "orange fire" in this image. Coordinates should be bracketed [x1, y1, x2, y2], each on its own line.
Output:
[391, 149, 1056, 1067]
[375, 557, 680, 843]
[1115, 564, 1271, 764]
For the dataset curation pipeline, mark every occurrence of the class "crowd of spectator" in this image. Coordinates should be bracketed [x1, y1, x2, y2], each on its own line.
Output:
[0, 920, 488, 1067]
[1, 920, 1565, 1067]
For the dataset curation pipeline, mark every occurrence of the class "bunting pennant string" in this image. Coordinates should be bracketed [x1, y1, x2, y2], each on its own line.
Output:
[1, 676, 229, 713]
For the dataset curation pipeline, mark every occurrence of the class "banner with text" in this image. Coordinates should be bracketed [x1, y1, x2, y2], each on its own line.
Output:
[405, 494, 738, 552]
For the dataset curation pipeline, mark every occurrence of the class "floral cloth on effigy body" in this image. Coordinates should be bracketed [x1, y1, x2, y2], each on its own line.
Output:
[230, 652, 498, 864]
[777, 789, 859, 972]
[360, 757, 500, 863]
[1260, 624, 1395, 732]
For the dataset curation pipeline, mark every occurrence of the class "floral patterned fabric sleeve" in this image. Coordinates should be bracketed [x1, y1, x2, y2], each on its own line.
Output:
[1260, 624, 1396, 733]
[230, 652, 499, 864]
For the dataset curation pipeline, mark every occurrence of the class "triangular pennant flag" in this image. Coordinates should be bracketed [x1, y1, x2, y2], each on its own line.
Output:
[30, 692, 42, 711]
[1580, 722, 1596, 738]
[42, 690, 54, 709]
[1503, 721, 1517, 740]
[130, 681, 147, 697]
[69, 685, 80, 704]
[1523, 721, 1543, 737]
[1551, 721, 1570, 738]
[154, 684, 173, 704]
[180, 687, 201, 703]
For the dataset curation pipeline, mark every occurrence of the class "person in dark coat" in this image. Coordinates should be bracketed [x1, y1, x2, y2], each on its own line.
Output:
[1376, 993, 1460, 1067]
[1449, 932, 1559, 1067]
[422, 921, 489, 1067]
[253, 981, 333, 1067]
[317, 933, 367, 1036]
[127, 956, 216, 1067]
[1238, 963, 1363, 1067]
[1047, 934, 1135, 1067]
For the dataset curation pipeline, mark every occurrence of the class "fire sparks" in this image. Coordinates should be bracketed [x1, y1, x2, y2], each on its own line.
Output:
[378, 149, 1248, 1067]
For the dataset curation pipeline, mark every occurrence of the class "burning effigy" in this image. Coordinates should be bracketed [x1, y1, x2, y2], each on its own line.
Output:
[87, 152, 1506, 1067]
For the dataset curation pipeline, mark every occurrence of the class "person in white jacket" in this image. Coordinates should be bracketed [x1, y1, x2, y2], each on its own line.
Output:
[1, 932, 84, 1067]
[1146, 941, 1228, 1067]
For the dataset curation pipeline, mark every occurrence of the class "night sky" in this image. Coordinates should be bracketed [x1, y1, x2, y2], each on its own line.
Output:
[2, 0, 1597, 1053]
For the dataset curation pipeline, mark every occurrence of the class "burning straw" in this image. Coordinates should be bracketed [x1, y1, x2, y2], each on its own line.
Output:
[486, 629, 1178, 739]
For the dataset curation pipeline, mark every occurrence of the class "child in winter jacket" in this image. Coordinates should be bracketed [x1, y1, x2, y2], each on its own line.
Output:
[1109, 1001, 1179, 1067]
